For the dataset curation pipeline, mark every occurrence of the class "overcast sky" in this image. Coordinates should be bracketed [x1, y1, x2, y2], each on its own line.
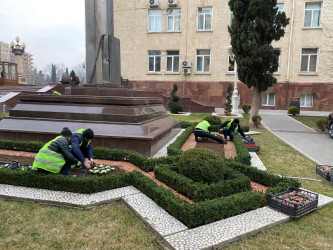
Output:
[0, 0, 85, 71]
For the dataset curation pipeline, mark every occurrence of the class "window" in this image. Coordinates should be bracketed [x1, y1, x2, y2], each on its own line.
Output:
[166, 51, 179, 72]
[300, 48, 318, 72]
[197, 7, 212, 30]
[300, 93, 313, 107]
[274, 49, 281, 73]
[262, 93, 275, 106]
[148, 51, 161, 72]
[227, 55, 235, 72]
[276, 3, 284, 13]
[196, 49, 210, 72]
[229, 11, 234, 26]
[304, 3, 321, 28]
[167, 9, 181, 31]
[148, 10, 162, 32]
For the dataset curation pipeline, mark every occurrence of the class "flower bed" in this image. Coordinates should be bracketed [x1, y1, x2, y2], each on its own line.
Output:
[268, 186, 318, 218]
[316, 164, 332, 181]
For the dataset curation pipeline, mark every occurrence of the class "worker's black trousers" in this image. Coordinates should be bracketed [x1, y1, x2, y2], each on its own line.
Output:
[194, 129, 227, 144]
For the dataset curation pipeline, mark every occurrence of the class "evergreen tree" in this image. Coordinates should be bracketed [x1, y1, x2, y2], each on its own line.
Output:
[224, 84, 233, 116]
[65, 67, 69, 75]
[167, 84, 183, 114]
[51, 64, 57, 83]
[228, 0, 289, 124]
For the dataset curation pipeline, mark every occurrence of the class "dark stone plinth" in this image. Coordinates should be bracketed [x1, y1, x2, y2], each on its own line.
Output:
[0, 91, 181, 156]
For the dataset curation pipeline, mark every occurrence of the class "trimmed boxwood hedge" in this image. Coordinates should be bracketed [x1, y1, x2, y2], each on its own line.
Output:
[154, 164, 252, 202]
[167, 126, 194, 156]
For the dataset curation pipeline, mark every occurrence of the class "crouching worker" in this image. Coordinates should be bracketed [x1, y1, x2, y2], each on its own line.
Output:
[194, 120, 227, 144]
[33, 127, 80, 175]
[219, 118, 248, 141]
[71, 128, 96, 169]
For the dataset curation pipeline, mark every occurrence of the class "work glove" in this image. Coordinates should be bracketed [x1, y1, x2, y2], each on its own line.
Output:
[71, 161, 82, 170]
[83, 160, 92, 169]
[89, 158, 96, 167]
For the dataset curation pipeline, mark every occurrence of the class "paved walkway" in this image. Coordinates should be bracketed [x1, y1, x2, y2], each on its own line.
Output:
[259, 111, 333, 165]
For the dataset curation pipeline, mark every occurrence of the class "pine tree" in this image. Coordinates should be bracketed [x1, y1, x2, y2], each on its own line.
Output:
[224, 84, 233, 116]
[65, 67, 69, 75]
[167, 84, 183, 114]
[51, 64, 57, 83]
[228, 0, 289, 125]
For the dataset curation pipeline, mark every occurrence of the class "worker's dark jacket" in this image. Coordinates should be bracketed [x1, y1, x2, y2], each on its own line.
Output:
[219, 120, 246, 137]
[71, 132, 93, 163]
[48, 137, 78, 164]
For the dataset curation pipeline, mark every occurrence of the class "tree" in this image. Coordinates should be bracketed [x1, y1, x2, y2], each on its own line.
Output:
[321, 23, 333, 76]
[65, 67, 69, 75]
[167, 84, 183, 114]
[228, 0, 289, 125]
[224, 84, 233, 115]
[51, 64, 57, 83]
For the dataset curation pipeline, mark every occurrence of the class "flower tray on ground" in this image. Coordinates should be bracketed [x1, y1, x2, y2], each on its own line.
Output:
[316, 164, 332, 181]
[245, 143, 260, 152]
[268, 186, 318, 218]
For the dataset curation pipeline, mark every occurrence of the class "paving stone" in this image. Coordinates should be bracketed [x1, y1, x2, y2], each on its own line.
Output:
[250, 152, 267, 171]
[122, 192, 188, 238]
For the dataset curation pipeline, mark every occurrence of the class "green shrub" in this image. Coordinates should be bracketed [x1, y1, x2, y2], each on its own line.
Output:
[181, 121, 197, 128]
[242, 104, 251, 114]
[168, 84, 183, 114]
[154, 164, 251, 202]
[288, 106, 299, 116]
[233, 135, 251, 165]
[252, 115, 262, 128]
[167, 126, 194, 156]
[224, 84, 233, 116]
[178, 148, 227, 184]
[316, 118, 327, 131]
[0, 140, 43, 152]
[203, 115, 222, 126]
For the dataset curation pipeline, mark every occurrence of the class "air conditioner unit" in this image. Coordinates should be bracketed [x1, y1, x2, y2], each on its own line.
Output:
[149, 0, 159, 8]
[182, 60, 192, 67]
[183, 68, 192, 74]
[168, 0, 178, 7]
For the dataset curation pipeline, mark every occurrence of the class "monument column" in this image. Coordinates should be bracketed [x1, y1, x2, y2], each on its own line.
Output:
[85, 0, 121, 85]
[10, 37, 27, 85]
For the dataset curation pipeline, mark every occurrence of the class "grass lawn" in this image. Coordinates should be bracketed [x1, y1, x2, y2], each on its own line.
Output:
[0, 201, 163, 249]
[226, 129, 333, 249]
[291, 115, 327, 131]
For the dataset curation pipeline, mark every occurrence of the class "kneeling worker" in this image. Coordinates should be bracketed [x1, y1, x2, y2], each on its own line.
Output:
[219, 118, 248, 141]
[33, 127, 80, 175]
[71, 128, 96, 169]
[194, 120, 227, 144]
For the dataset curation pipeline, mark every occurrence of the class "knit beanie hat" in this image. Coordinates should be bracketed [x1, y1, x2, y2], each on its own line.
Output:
[82, 128, 94, 139]
[61, 127, 72, 137]
[233, 118, 240, 124]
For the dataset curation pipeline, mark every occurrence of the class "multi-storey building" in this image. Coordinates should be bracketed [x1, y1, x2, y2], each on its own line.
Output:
[0, 42, 13, 63]
[113, 0, 333, 111]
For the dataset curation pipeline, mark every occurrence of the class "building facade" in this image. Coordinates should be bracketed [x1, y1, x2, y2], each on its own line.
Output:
[113, 0, 333, 111]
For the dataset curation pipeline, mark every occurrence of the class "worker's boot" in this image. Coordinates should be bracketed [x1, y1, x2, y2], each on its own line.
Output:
[195, 136, 199, 142]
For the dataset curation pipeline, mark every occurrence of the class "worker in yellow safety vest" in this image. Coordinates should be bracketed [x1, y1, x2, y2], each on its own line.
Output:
[194, 120, 227, 144]
[33, 127, 80, 175]
[219, 118, 248, 141]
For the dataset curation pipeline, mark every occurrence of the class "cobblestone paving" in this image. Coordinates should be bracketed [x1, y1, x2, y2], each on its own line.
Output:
[261, 114, 333, 165]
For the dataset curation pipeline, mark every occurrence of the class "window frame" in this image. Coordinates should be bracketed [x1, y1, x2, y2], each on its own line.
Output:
[227, 55, 235, 72]
[166, 51, 180, 73]
[196, 49, 211, 73]
[229, 11, 234, 26]
[300, 48, 318, 73]
[300, 93, 314, 107]
[304, 2, 322, 28]
[148, 9, 162, 32]
[148, 50, 161, 73]
[167, 9, 181, 32]
[197, 7, 213, 31]
[262, 92, 276, 106]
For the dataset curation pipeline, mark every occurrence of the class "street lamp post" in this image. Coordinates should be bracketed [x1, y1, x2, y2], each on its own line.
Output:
[228, 46, 239, 115]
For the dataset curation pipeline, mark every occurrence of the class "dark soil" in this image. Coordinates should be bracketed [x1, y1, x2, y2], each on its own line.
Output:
[0, 155, 34, 165]
[194, 139, 225, 157]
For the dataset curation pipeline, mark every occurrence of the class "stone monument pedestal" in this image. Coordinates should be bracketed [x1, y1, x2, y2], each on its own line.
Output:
[0, 86, 181, 156]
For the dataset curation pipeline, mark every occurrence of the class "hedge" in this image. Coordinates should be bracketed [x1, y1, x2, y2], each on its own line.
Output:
[0, 168, 132, 194]
[233, 135, 251, 165]
[167, 126, 194, 156]
[154, 164, 252, 202]
[131, 171, 266, 228]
